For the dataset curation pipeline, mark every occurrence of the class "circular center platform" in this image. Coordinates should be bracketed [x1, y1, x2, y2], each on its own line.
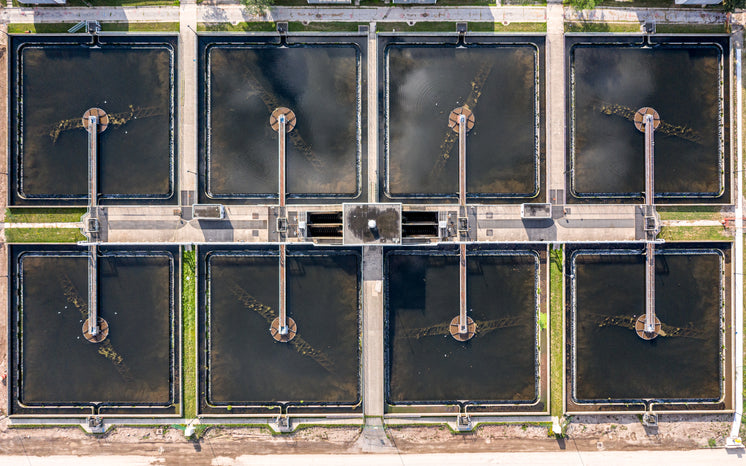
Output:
[82, 108, 109, 134]
[634, 107, 661, 133]
[449, 315, 476, 342]
[448, 106, 475, 133]
[270, 316, 297, 343]
[82, 317, 109, 344]
[270, 107, 297, 132]
[634, 315, 661, 340]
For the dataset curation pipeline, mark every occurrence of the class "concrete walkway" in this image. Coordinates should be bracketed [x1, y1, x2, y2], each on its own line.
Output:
[546, 0, 564, 204]
[362, 246, 384, 418]
[0, 5, 729, 25]
[179, 0, 198, 207]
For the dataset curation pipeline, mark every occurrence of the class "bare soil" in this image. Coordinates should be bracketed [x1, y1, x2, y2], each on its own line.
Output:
[0, 413, 733, 466]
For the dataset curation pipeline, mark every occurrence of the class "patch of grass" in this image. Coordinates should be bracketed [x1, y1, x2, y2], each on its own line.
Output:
[199, 22, 278, 32]
[655, 23, 730, 34]
[657, 226, 731, 241]
[593, 0, 724, 8]
[101, 22, 180, 32]
[549, 247, 564, 418]
[5, 228, 85, 243]
[65, 0, 179, 6]
[565, 22, 642, 33]
[182, 248, 197, 419]
[377, 22, 460, 32]
[657, 208, 723, 221]
[4, 208, 86, 223]
[288, 21, 367, 32]
[469, 22, 547, 33]
[377, 21, 545, 33]
[8, 23, 75, 34]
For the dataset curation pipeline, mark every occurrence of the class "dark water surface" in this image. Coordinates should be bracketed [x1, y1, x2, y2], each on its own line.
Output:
[206, 45, 360, 199]
[387, 251, 538, 403]
[19, 252, 173, 405]
[572, 251, 722, 402]
[14, 39, 175, 203]
[385, 44, 539, 199]
[571, 42, 723, 200]
[206, 251, 360, 405]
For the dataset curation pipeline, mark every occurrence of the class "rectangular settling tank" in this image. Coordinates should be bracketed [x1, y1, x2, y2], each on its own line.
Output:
[199, 35, 366, 204]
[567, 35, 729, 204]
[380, 35, 545, 203]
[566, 244, 732, 412]
[9, 245, 179, 416]
[10, 35, 177, 206]
[385, 247, 548, 413]
[199, 246, 361, 415]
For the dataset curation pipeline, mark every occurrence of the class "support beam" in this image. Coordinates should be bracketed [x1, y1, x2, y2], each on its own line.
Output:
[645, 242, 656, 334]
[278, 113, 287, 210]
[82, 108, 108, 344]
[88, 114, 98, 208]
[270, 107, 297, 343]
[644, 114, 655, 206]
[88, 244, 98, 337]
[458, 113, 467, 212]
[459, 243, 468, 334]
[448, 107, 475, 342]
[278, 243, 288, 336]
[635, 107, 661, 340]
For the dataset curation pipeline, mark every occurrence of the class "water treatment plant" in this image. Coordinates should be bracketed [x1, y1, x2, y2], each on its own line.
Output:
[0, 8, 744, 457]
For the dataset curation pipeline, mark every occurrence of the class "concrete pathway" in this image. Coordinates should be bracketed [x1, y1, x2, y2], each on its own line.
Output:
[179, 0, 198, 207]
[4, 449, 742, 466]
[566, 7, 726, 24]
[0, 5, 729, 25]
[362, 246, 384, 418]
[546, 0, 564, 204]
[367, 21, 378, 203]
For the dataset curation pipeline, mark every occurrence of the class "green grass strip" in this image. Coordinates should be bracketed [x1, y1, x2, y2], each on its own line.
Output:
[657, 207, 722, 221]
[4, 208, 86, 223]
[549, 247, 564, 418]
[8, 23, 75, 34]
[64, 0, 179, 6]
[182, 248, 197, 419]
[9, 22, 179, 34]
[101, 22, 181, 32]
[657, 225, 731, 241]
[655, 23, 730, 34]
[5, 228, 85, 243]
[199, 22, 278, 32]
[565, 22, 642, 33]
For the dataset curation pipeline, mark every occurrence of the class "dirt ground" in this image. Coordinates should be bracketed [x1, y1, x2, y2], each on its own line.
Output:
[0, 413, 733, 465]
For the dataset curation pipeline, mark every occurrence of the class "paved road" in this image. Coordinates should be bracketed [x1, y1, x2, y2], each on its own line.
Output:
[0, 5, 728, 24]
[1, 450, 745, 465]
